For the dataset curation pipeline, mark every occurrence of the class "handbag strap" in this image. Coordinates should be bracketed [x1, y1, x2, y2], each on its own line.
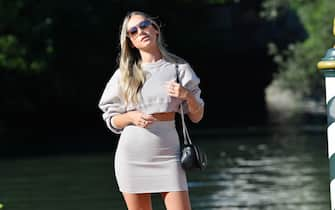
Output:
[175, 64, 193, 146]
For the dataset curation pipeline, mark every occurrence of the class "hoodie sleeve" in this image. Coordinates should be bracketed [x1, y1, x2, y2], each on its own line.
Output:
[98, 69, 126, 134]
[178, 63, 205, 114]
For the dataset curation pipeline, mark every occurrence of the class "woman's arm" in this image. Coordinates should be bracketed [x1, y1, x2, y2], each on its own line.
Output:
[185, 91, 204, 123]
[112, 111, 156, 129]
[99, 69, 155, 132]
[166, 80, 204, 123]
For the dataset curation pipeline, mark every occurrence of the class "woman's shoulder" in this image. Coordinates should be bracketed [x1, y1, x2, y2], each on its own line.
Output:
[174, 59, 196, 75]
[113, 68, 121, 76]
[168, 56, 200, 84]
[112, 68, 121, 78]
[164, 54, 193, 70]
[104, 68, 121, 85]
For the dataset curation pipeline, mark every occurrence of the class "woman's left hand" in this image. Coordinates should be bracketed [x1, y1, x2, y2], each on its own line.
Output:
[165, 80, 190, 100]
[166, 80, 203, 123]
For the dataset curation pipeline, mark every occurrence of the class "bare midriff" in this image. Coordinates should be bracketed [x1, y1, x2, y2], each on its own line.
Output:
[152, 112, 175, 121]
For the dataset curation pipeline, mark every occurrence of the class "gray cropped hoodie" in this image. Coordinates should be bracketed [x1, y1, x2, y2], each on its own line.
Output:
[98, 59, 204, 134]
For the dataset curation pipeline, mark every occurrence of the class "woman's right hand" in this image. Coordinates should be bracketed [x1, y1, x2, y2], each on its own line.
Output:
[128, 111, 156, 128]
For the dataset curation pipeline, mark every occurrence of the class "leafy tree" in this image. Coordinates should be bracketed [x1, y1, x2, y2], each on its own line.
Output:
[0, 0, 53, 73]
[261, 0, 334, 100]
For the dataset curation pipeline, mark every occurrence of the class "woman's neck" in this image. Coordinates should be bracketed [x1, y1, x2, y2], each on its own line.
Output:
[140, 49, 162, 64]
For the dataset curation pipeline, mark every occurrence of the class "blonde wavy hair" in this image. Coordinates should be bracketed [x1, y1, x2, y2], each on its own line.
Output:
[118, 11, 181, 104]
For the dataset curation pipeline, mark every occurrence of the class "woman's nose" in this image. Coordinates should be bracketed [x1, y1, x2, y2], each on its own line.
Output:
[137, 27, 146, 35]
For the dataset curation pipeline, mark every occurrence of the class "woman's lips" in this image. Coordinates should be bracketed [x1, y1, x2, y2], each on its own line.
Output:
[140, 35, 150, 42]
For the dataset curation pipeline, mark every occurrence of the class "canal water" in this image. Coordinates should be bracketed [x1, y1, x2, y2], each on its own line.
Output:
[0, 123, 331, 210]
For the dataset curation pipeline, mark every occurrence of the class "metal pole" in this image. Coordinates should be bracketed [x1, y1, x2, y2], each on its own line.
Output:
[317, 17, 335, 210]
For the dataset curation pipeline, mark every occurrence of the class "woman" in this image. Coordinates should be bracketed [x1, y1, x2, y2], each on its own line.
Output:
[98, 11, 204, 210]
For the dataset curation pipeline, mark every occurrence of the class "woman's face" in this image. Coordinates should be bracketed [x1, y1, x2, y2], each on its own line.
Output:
[127, 15, 159, 51]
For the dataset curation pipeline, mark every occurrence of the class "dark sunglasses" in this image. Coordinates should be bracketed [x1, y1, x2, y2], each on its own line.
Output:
[127, 20, 152, 36]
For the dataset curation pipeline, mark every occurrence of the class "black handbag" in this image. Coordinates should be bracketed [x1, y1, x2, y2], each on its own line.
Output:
[175, 64, 208, 171]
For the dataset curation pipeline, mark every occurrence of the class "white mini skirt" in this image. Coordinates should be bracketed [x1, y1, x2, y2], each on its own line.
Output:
[114, 120, 188, 193]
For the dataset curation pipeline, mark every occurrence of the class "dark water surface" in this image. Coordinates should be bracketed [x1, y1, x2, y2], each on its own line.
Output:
[0, 124, 331, 210]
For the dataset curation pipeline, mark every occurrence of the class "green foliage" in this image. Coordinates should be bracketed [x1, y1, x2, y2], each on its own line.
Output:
[0, 0, 53, 73]
[0, 35, 28, 71]
[262, 0, 335, 99]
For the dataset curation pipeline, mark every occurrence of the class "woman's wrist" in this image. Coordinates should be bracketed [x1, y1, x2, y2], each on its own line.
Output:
[185, 93, 202, 113]
[189, 104, 203, 113]
[125, 111, 137, 125]
[185, 90, 193, 102]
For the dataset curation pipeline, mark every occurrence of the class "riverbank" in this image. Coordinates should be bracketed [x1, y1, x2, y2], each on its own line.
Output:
[265, 79, 326, 125]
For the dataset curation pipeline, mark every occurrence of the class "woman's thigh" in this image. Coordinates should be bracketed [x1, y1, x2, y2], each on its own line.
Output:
[161, 191, 191, 210]
[122, 192, 152, 210]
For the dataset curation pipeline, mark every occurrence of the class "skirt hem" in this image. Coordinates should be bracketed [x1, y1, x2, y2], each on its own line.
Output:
[119, 188, 189, 194]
